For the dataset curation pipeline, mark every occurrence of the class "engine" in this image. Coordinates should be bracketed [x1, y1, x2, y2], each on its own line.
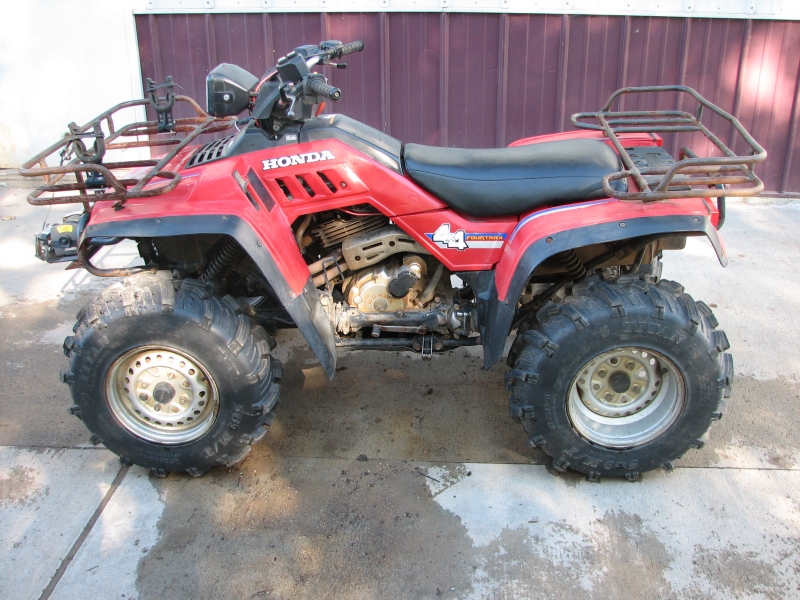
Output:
[346, 255, 427, 313]
[299, 211, 477, 340]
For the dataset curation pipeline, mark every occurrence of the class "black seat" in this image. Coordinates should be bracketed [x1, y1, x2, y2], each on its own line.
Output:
[403, 139, 623, 217]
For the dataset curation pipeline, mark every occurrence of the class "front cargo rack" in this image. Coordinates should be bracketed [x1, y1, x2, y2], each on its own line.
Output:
[571, 86, 767, 202]
[20, 78, 235, 209]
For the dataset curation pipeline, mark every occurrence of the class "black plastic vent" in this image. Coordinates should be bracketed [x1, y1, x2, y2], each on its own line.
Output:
[317, 171, 337, 193]
[275, 179, 293, 200]
[186, 136, 235, 168]
[296, 175, 315, 197]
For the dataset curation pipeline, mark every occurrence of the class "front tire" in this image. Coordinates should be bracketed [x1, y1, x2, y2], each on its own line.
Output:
[506, 274, 733, 480]
[62, 272, 282, 476]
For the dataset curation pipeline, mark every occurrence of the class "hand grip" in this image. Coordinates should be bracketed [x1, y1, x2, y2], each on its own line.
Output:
[307, 77, 342, 101]
[333, 40, 364, 58]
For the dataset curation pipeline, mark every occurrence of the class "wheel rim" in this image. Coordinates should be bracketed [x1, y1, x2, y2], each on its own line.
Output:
[567, 347, 685, 449]
[105, 346, 219, 444]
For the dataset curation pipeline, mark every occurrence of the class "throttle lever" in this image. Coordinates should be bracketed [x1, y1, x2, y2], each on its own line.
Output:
[276, 86, 298, 118]
[285, 94, 297, 119]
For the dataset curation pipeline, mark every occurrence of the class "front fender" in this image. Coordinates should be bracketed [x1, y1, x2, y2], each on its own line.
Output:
[82, 215, 337, 378]
[483, 208, 727, 369]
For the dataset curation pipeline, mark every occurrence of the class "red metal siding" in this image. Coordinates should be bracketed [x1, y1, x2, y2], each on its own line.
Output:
[135, 13, 800, 195]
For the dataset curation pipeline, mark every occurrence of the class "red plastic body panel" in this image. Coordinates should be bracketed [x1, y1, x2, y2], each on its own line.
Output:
[91, 149, 310, 295]
[88, 125, 717, 303]
[494, 196, 718, 301]
[90, 136, 521, 286]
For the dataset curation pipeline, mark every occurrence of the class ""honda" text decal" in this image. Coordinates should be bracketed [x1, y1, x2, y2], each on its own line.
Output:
[262, 150, 335, 170]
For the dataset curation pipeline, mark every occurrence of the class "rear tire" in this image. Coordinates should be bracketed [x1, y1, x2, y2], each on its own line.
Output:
[61, 272, 282, 476]
[506, 274, 733, 480]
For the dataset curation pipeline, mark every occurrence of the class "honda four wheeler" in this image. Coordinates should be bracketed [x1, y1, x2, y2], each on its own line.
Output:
[22, 40, 765, 480]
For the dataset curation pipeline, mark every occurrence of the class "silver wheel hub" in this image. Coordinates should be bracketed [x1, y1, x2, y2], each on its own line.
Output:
[567, 347, 685, 449]
[106, 347, 218, 444]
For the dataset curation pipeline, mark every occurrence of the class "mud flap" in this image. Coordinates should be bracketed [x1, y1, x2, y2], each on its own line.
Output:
[285, 279, 337, 378]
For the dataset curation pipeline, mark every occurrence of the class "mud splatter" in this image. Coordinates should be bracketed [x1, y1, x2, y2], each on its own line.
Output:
[0, 465, 42, 507]
[429, 464, 800, 599]
[685, 547, 789, 600]
[677, 376, 800, 470]
[137, 457, 479, 599]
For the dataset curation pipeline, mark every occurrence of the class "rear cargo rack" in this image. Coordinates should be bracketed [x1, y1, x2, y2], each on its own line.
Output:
[20, 80, 235, 209]
[571, 86, 766, 202]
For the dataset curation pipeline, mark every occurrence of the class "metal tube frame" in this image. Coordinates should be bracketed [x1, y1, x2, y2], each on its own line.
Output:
[19, 95, 235, 209]
[571, 86, 767, 202]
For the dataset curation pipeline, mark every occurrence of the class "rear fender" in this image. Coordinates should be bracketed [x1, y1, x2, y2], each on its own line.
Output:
[80, 215, 337, 378]
[483, 200, 727, 369]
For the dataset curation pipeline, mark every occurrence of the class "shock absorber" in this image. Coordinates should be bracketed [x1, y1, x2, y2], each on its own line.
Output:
[200, 237, 246, 282]
[555, 249, 587, 280]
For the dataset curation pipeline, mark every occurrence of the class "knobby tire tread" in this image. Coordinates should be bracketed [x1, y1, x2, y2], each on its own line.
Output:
[61, 272, 282, 477]
[506, 273, 732, 480]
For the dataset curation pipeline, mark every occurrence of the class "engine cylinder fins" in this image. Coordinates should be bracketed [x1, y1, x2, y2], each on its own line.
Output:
[200, 237, 246, 282]
[555, 249, 587, 280]
[312, 214, 388, 249]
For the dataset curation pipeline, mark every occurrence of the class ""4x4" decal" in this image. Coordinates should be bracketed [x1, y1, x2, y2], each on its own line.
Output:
[426, 224, 507, 251]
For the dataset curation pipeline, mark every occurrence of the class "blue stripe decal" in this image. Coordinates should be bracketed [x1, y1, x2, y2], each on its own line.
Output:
[508, 199, 614, 244]
[425, 232, 508, 240]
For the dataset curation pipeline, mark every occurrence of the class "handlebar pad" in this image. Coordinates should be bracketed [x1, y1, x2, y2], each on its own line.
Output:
[334, 40, 364, 58]
[307, 77, 342, 101]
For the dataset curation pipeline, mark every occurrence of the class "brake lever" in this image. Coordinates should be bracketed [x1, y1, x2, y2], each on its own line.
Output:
[320, 60, 348, 69]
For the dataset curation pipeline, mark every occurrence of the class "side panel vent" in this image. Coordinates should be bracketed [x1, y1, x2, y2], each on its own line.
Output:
[186, 136, 235, 168]
[296, 175, 315, 197]
[317, 171, 337, 193]
[275, 179, 293, 200]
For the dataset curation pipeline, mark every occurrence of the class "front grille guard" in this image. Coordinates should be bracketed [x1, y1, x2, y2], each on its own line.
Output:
[20, 91, 235, 210]
[571, 86, 767, 202]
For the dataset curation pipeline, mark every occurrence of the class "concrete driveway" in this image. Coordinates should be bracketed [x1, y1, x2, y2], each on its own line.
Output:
[1, 172, 799, 599]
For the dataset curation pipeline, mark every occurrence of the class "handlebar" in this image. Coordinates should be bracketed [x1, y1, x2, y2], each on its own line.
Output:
[331, 40, 364, 58]
[253, 39, 363, 117]
[306, 76, 342, 101]
[302, 41, 361, 101]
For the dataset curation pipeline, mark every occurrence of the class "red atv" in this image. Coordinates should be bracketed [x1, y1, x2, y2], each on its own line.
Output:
[23, 40, 765, 480]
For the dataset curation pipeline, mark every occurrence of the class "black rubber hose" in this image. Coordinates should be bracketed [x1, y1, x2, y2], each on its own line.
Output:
[628, 246, 647, 274]
[418, 263, 444, 307]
